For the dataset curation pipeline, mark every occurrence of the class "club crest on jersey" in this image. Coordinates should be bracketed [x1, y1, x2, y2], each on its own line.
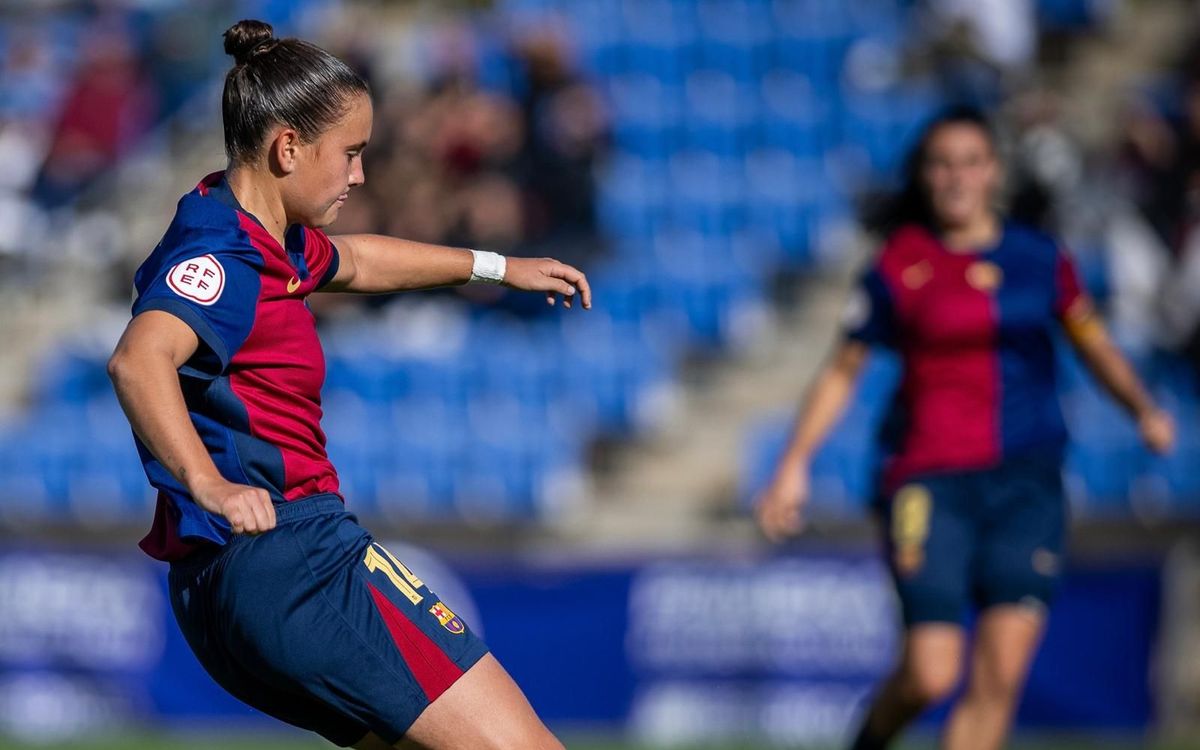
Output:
[966, 261, 1003, 292]
[167, 254, 225, 305]
[429, 601, 466, 634]
[901, 260, 933, 290]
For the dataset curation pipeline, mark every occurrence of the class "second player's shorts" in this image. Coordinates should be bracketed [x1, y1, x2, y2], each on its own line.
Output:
[878, 456, 1068, 626]
[167, 494, 489, 746]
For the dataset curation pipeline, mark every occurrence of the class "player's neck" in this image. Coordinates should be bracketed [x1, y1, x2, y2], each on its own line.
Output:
[226, 166, 289, 247]
[939, 214, 1000, 254]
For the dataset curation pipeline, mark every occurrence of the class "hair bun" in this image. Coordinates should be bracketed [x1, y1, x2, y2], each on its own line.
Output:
[223, 19, 275, 66]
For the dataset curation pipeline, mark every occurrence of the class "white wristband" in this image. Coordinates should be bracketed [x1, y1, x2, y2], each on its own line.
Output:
[469, 250, 507, 284]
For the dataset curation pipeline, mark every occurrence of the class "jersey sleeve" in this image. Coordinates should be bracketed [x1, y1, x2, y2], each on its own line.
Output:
[304, 227, 341, 290]
[131, 246, 263, 379]
[1053, 246, 1093, 324]
[842, 267, 897, 347]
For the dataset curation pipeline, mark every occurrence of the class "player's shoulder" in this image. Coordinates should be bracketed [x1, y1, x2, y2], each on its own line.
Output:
[296, 223, 335, 252]
[1000, 221, 1063, 260]
[171, 172, 260, 246]
[143, 173, 263, 270]
[873, 223, 941, 274]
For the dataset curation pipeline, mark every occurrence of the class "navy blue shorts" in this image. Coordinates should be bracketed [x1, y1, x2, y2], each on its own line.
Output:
[167, 494, 489, 747]
[878, 458, 1068, 627]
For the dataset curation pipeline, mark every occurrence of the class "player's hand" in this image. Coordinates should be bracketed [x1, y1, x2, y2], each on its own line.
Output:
[755, 464, 809, 543]
[503, 257, 592, 310]
[1138, 407, 1175, 455]
[190, 475, 276, 535]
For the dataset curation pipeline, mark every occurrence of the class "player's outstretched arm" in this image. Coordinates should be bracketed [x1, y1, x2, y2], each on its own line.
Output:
[323, 234, 591, 309]
[1063, 309, 1175, 454]
[756, 339, 869, 542]
[108, 312, 276, 534]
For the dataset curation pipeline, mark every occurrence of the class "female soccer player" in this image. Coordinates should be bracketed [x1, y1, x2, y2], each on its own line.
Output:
[756, 107, 1174, 750]
[108, 20, 588, 750]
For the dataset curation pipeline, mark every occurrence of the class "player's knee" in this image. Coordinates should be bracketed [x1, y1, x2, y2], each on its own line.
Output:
[900, 658, 960, 707]
[970, 661, 1027, 706]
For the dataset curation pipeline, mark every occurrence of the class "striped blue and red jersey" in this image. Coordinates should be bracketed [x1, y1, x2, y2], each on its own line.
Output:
[844, 222, 1091, 492]
[130, 172, 341, 561]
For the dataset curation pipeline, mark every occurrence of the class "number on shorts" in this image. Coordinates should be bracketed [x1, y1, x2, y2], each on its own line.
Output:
[892, 484, 932, 549]
[363, 542, 425, 605]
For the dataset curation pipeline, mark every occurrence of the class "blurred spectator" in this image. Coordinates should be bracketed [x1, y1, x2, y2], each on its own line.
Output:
[328, 19, 609, 313]
[916, 0, 1037, 103]
[512, 25, 608, 252]
[0, 30, 62, 123]
[33, 25, 157, 208]
[927, 0, 1037, 73]
[1110, 27, 1200, 370]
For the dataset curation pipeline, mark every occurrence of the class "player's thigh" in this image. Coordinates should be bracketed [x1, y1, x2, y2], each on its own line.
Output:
[975, 459, 1067, 613]
[967, 605, 1045, 697]
[169, 538, 371, 748]
[388, 653, 561, 750]
[881, 475, 976, 626]
[184, 504, 491, 746]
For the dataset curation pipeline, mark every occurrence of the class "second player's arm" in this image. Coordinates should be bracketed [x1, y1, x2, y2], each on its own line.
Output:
[1063, 309, 1174, 454]
[107, 311, 277, 533]
[324, 234, 591, 308]
[756, 339, 870, 541]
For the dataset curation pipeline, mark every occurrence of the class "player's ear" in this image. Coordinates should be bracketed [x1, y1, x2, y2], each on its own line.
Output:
[268, 127, 301, 175]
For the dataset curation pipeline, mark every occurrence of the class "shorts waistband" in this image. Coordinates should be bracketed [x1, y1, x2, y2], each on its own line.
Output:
[273, 493, 346, 524]
[168, 494, 347, 573]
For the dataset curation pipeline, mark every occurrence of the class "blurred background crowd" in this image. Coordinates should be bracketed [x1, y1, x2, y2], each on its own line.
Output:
[3, 0, 1200, 747]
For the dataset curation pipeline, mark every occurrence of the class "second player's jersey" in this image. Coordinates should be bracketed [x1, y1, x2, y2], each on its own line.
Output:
[844, 222, 1090, 492]
[131, 172, 342, 561]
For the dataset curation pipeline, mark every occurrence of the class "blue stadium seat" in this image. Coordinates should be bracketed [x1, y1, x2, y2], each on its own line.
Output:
[757, 69, 830, 155]
[682, 69, 760, 156]
[693, 0, 771, 81]
[841, 81, 943, 177]
[596, 153, 668, 240]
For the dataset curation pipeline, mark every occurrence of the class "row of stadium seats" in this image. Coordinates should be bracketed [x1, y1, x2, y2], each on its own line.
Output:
[1, 304, 680, 523]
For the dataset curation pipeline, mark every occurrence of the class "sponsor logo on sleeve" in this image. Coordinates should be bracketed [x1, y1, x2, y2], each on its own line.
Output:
[166, 255, 225, 306]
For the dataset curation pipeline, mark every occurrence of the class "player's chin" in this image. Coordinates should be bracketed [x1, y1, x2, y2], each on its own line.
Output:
[311, 205, 341, 228]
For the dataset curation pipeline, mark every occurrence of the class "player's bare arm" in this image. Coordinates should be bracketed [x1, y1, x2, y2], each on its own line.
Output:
[324, 234, 592, 309]
[108, 311, 276, 534]
[1063, 305, 1175, 454]
[756, 339, 868, 542]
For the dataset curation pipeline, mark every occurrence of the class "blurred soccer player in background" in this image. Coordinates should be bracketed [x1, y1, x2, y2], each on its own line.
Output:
[107, 19, 589, 750]
[756, 107, 1175, 750]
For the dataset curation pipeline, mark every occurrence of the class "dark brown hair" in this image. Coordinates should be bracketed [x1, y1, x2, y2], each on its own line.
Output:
[221, 19, 369, 163]
[868, 105, 998, 234]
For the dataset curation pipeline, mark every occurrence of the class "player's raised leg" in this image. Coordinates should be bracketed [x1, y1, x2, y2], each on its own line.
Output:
[351, 654, 562, 750]
[850, 623, 964, 750]
[940, 605, 1044, 750]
